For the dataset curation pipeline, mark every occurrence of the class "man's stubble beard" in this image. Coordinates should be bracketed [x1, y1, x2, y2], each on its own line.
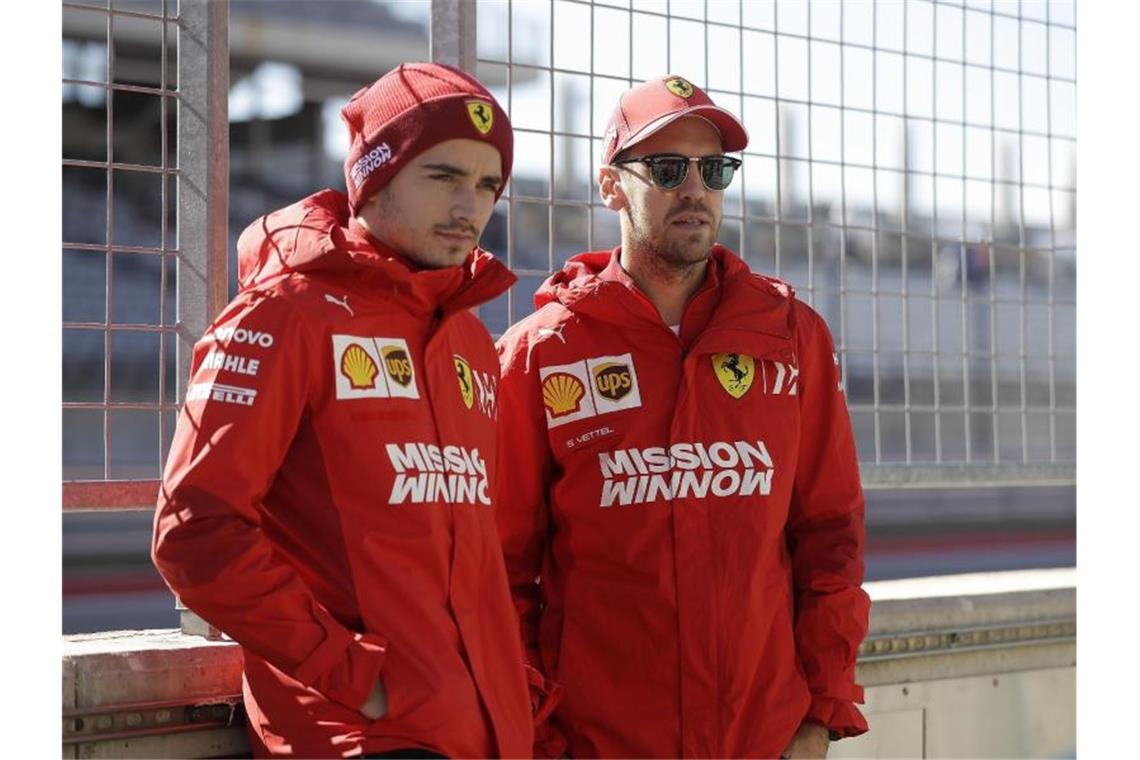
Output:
[372, 185, 466, 270]
[627, 207, 720, 275]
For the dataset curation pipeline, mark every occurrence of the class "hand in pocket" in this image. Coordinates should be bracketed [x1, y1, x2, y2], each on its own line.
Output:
[358, 677, 388, 720]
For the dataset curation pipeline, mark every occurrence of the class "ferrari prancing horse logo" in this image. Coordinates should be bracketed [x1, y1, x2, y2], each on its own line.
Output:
[466, 100, 494, 134]
[453, 354, 474, 410]
[712, 352, 755, 399]
[664, 76, 695, 99]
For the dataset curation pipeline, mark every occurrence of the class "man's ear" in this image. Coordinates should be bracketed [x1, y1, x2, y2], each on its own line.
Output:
[598, 165, 627, 212]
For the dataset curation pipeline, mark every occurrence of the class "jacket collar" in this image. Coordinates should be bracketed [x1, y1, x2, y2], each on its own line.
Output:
[238, 189, 516, 315]
[547, 245, 794, 347]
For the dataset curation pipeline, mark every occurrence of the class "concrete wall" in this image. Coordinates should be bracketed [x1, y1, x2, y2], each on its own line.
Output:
[62, 568, 1075, 758]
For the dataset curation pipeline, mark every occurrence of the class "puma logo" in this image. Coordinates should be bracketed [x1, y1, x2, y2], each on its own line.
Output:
[537, 325, 566, 344]
[324, 293, 354, 317]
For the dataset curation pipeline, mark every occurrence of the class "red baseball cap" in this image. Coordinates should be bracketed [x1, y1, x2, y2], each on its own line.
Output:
[601, 75, 748, 165]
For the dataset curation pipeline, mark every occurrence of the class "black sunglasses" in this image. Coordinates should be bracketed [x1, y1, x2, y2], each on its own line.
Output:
[612, 153, 743, 191]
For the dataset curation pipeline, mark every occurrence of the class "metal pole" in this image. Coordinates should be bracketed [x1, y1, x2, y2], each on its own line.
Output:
[178, 0, 229, 392]
[177, 0, 229, 639]
[431, 0, 477, 73]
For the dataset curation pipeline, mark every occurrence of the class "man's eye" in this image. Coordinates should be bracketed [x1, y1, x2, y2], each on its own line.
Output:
[478, 181, 498, 192]
[430, 174, 455, 182]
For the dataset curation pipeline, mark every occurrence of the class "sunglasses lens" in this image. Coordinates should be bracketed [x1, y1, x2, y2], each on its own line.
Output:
[701, 158, 737, 190]
[649, 158, 689, 189]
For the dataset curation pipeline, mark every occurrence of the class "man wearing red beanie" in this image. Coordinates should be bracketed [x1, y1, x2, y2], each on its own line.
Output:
[153, 62, 533, 758]
[496, 75, 870, 759]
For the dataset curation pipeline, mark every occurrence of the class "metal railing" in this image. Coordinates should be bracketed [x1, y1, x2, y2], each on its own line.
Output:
[62, 0, 1076, 510]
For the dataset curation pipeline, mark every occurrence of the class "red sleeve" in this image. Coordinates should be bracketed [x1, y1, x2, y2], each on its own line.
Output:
[785, 304, 871, 739]
[152, 293, 386, 713]
[495, 326, 567, 759]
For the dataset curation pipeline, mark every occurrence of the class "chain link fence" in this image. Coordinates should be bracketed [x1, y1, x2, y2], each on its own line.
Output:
[62, 0, 1076, 511]
[473, 0, 1076, 487]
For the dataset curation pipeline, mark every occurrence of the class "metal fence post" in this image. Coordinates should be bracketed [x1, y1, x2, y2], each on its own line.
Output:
[178, 0, 230, 387]
[177, 0, 230, 638]
[431, 0, 479, 320]
[430, 0, 477, 73]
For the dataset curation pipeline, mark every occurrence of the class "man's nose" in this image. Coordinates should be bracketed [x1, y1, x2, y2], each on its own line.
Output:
[452, 185, 477, 224]
[677, 159, 708, 201]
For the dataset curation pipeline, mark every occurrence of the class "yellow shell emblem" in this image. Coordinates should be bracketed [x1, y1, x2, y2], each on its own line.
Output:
[340, 343, 379, 390]
[381, 345, 413, 387]
[712, 353, 755, 399]
[466, 99, 494, 135]
[453, 354, 474, 410]
[664, 76, 694, 99]
[542, 372, 585, 418]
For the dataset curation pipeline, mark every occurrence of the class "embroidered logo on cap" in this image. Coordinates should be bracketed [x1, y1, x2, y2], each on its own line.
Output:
[713, 353, 756, 399]
[466, 100, 494, 134]
[665, 76, 694, 98]
[603, 125, 618, 150]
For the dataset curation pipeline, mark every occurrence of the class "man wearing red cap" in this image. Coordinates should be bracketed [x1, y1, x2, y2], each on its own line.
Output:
[153, 62, 533, 758]
[496, 75, 870, 758]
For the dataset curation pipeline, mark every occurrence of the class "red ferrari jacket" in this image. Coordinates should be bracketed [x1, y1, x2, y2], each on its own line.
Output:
[496, 246, 870, 758]
[153, 189, 533, 758]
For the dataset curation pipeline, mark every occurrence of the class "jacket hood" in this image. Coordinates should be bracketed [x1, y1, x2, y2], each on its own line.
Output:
[236, 189, 516, 313]
[533, 245, 795, 336]
[532, 251, 612, 311]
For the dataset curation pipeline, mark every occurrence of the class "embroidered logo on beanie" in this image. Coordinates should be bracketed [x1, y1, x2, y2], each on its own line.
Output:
[349, 142, 393, 189]
[466, 100, 494, 135]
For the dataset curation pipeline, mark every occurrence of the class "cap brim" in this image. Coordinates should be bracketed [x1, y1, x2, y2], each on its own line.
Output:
[619, 104, 749, 157]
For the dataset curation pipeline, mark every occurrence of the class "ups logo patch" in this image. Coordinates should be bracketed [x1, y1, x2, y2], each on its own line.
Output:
[593, 362, 633, 401]
[381, 346, 414, 387]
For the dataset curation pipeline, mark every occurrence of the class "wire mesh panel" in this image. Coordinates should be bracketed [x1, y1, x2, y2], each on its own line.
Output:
[474, 0, 1075, 487]
[63, 0, 229, 509]
[63, 1, 179, 502]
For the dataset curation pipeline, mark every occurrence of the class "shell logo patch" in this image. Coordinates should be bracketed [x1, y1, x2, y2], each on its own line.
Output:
[593, 362, 633, 401]
[332, 336, 419, 400]
[382, 345, 413, 387]
[340, 343, 379, 390]
[466, 99, 494, 135]
[713, 353, 755, 399]
[664, 76, 694, 99]
[454, 354, 474, 410]
[543, 372, 586, 418]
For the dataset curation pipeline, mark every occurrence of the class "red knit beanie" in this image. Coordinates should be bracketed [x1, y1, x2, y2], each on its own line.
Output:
[340, 62, 513, 215]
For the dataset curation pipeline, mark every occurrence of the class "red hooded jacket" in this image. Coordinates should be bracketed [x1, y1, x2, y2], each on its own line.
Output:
[496, 246, 870, 758]
[152, 189, 533, 758]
